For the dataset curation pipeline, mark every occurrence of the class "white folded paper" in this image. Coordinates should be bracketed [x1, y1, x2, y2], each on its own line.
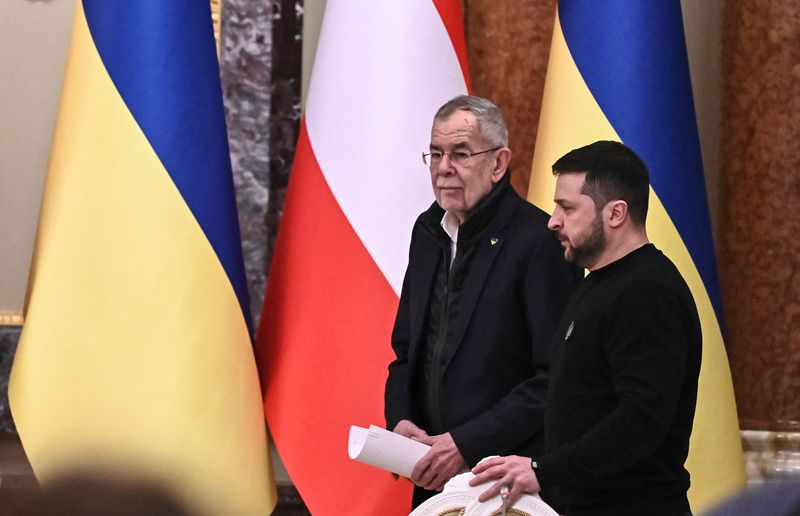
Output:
[348, 424, 431, 478]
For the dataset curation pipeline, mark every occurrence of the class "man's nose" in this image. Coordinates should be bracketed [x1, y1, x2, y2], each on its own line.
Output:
[547, 213, 561, 231]
[437, 153, 456, 175]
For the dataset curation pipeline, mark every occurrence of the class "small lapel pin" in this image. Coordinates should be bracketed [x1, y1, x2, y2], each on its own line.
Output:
[565, 320, 575, 340]
[490, 236, 499, 246]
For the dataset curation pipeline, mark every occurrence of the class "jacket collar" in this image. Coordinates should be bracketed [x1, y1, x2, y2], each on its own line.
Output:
[420, 172, 512, 243]
[410, 173, 520, 371]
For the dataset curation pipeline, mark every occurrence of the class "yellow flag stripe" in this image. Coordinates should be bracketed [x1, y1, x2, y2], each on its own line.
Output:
[10, 4, 274, 514]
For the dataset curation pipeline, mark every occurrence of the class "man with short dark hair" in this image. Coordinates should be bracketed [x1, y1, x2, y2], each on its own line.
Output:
[384, 95, 581, 508]
[471, 140, 702, 516]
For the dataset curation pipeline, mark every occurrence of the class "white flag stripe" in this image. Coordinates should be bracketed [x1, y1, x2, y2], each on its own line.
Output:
[306, 0, 467, 295]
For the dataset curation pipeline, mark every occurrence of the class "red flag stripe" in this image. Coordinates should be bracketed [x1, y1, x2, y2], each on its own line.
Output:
[259, 122, 412, 514]
[432, 0, 471, 91]
[258, 2, 470, 513]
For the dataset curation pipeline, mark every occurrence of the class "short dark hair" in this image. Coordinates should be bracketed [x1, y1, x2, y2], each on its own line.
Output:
[552, 140, 650, 225]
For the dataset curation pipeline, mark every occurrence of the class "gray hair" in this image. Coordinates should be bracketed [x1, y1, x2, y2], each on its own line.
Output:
[434, 95, 509, 148]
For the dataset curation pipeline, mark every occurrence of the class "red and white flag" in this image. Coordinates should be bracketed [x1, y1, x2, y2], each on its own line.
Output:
[256, 1, 469, 513]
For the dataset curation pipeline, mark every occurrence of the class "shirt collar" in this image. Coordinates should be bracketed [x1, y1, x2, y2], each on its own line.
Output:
[440, 210, 460, 244]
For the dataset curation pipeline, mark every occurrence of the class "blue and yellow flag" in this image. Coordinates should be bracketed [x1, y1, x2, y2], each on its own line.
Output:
[9, 2, 274, 514]
[529, 2, 745, 513]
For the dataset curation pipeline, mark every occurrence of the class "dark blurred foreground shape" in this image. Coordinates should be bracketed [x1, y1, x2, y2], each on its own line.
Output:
[0, 471, 190, 516]
[706, 482, 800, 516]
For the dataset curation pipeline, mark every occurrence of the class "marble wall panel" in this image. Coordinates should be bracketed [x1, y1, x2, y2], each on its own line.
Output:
[220, 0, 302, 328]
[220, 0, 273, 327]
[464, 0, 556, 197]
[0, 327, 21, 433]
[719, 0, 800, 431]
[264, 0, 303, 290]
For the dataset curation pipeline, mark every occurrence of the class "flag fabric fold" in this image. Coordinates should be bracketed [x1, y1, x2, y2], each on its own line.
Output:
[9, 1, 274, 514]
[256, 1, 469, 513]
[528, 2, 745, 512]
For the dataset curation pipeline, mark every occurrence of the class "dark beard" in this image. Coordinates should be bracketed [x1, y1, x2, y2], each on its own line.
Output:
[566, 213, 605, 268]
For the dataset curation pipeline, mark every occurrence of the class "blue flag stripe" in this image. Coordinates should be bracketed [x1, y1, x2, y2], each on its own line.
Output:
[558, 1, 723, 325]
[81, 0, 252, 331]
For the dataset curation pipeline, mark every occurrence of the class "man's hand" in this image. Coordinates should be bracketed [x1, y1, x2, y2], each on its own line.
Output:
[390, 420, 429, 480]
[393, 420, 430, 441]
[410, 432, 466, 491]
[469, 455, 540, 508]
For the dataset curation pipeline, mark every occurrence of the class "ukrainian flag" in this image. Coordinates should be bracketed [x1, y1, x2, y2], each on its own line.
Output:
[9, 2, 274, 514]
[529, 2, 745, 513]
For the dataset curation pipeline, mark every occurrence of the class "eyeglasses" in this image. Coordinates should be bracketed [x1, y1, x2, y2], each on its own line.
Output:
[422, 147, 501, 167]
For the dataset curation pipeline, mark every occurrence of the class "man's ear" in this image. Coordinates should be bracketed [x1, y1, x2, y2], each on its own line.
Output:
[607, 200, 629, 228]
[491, 147, 512, 183]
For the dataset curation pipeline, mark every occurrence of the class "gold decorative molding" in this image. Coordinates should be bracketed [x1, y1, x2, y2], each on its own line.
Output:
[742, 429, 800, 484]
[211, 0, 222, 56]
[0, 311, 23, 326]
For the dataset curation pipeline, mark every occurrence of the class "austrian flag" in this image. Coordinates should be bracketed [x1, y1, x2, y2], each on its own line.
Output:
[257, 1, 470, 514]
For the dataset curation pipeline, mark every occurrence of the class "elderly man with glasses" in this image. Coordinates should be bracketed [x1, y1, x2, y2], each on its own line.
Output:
[384, 95, 581, 509]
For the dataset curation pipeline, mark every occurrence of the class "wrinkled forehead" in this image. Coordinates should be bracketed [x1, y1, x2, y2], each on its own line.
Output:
[430, 110, 481, 146]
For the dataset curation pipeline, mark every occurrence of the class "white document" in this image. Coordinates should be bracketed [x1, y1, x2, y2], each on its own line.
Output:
[348, 424, 431, 478]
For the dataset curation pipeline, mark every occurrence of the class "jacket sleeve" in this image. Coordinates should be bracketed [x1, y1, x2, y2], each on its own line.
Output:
[384, 229, 418, 430]
[450, 230, 582, 465]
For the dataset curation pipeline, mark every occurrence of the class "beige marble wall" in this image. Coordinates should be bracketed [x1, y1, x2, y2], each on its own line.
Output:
[719, 0, 800, 433]
[0, 1, 73, 313]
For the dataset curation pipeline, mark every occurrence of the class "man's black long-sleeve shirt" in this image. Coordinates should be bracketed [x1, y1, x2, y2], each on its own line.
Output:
[538, 244, 702, 516]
